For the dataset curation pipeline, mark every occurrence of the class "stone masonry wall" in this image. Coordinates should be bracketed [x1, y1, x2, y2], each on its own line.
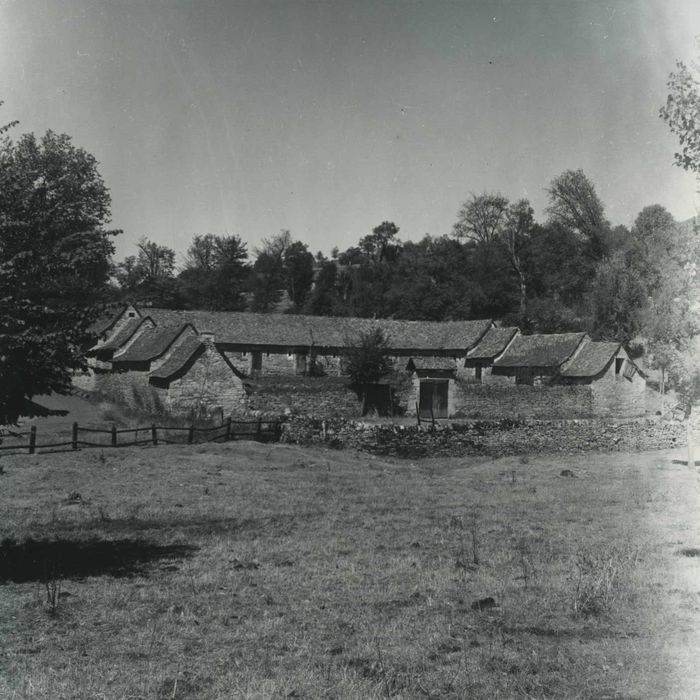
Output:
[590, 363, 647, 417]
[93, 370, 165, 414]
[247, 376, 361, 417]
[166, 347, 247, 416]
[281, 415, 690, 458]
[451, 381, 593, 419]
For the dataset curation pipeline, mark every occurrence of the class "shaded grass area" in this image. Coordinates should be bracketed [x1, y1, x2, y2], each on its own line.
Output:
[0, 443, 699, 698]
[0, 538, 196, 583]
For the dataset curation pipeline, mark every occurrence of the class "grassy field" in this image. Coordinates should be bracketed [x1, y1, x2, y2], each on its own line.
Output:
[1, 441, 699, 699]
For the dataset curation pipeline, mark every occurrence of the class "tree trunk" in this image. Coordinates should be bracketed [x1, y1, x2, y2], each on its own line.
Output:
[660, 367, 665, 396]
[519, 273, 527, 322]
[688, 405, 695, 467]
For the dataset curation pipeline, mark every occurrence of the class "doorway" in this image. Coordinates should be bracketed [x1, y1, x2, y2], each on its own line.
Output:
[419, 380, 449, 419]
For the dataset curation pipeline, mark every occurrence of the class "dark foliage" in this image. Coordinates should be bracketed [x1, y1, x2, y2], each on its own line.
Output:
[344, 327, 394, 385]
[0, 129, 119, 424]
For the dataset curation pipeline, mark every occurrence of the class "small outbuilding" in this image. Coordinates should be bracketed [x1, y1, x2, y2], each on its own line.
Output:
[406, 357, 457, 418]
[558, 340, 646, 416]
[491, 332, 588, 385]
[149, 336, 247, 416]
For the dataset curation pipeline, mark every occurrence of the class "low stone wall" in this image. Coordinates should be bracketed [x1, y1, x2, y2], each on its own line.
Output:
[247, 376, 361, 417]
[281, 415, 689, 458]
[451, 382, 593, 419]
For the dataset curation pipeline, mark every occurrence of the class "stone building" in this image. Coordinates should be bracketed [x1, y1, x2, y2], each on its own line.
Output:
[463, 326, 520, 383]
[80, 305, 647, 420]
[490, 332, 588, 385]
[558, 339, 647, 416]
[82, 305, 495, 417]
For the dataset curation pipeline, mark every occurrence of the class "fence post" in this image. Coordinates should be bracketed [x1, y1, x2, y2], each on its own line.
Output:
[256, 418, 262, 441]
[72, 422, 78, 450]
[321, 420, 327, 441]
[416, 402, 421, 426]
[188, 425, 194, 445]
[29, 426, 36, 455]
[111, 425, 117, 447]
[151, 423, 158, 446]
[226, 417, 232, 441]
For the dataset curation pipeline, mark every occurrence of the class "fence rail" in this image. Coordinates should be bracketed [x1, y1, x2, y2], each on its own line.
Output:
[0, 417, 283, 457]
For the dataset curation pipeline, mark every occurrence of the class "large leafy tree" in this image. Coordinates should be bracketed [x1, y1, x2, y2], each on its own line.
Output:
[660, 59, 700, 173]
[283, 240, 315, 311]
[358, 221, 402, 263]
[659, 54, 700, 463]
[589, 250, 647, 341]
[545, 169, 611, 261]
[250, 230, 291, 313]
[179, 233, 249, 310]
[115, 236, 181, 307]
[344, 327, 394, 385]
[453, 193, 509, 248]
[304, 260, 340, 316]
[0, 127, 119, 423]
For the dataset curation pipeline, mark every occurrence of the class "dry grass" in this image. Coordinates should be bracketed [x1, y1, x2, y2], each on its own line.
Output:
[1, 442, 699, 699]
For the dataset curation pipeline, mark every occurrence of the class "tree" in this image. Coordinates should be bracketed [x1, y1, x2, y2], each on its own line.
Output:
[453, 193, 509, 247]
[589, 250, 647, 341]
[284, 240, 315, 310]
[0, 128, 118, 424]
[545, 169, 610, 260]
[135, 237, 175, 279]
[250, 230, 291, 312]
[501, 199, 534, 321]
[344, 327, 394, 385]
[659, 53, 700, 464]
[179, 233, 249, 310]
[628, 205, 678, 294]
[358, 221, 402, 263]
[115, 237, 180, 307]
[304, 260, 340, 316]
[660, 59, 700, 173]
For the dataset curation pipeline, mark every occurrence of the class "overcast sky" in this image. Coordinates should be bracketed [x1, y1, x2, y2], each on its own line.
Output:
[1, 0, 699, 262]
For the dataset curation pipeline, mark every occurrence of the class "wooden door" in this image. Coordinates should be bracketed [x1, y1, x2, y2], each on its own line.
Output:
[419, 380, 448, 419]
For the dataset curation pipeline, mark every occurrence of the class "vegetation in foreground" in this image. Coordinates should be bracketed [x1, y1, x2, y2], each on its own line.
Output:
[1, 443, 699, 699]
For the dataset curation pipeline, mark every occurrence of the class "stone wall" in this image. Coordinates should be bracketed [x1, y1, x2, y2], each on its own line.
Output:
[247, 375, 361, 417]
[451, 381, 593, 419]
[281, 415, 690, 458]
[165, 346, 247, 416]
[93, 370, 165, 414]
[590, 364, 647, 417]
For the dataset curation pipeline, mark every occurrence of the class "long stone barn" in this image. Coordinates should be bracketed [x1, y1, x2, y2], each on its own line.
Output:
[77, 305, 648, 420]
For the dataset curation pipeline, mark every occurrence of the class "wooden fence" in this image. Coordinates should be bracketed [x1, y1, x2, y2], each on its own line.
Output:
[0, 417, 283, 457]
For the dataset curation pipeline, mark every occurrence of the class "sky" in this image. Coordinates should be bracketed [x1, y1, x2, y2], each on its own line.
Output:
[1, 0, 700, 263]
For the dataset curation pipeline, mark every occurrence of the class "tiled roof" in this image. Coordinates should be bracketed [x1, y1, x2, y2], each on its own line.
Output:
[149, 336, 204, 381]
[98, 317, 150, 352]
[406, 357, 458, 371]
[89, 305, 127, 336]
[494, 332, 587, 369]
[112, 324, 194, 363]
[137, 308, 492, 352]
[560, 340, 620, 378]
[466, 326, 519, 361]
